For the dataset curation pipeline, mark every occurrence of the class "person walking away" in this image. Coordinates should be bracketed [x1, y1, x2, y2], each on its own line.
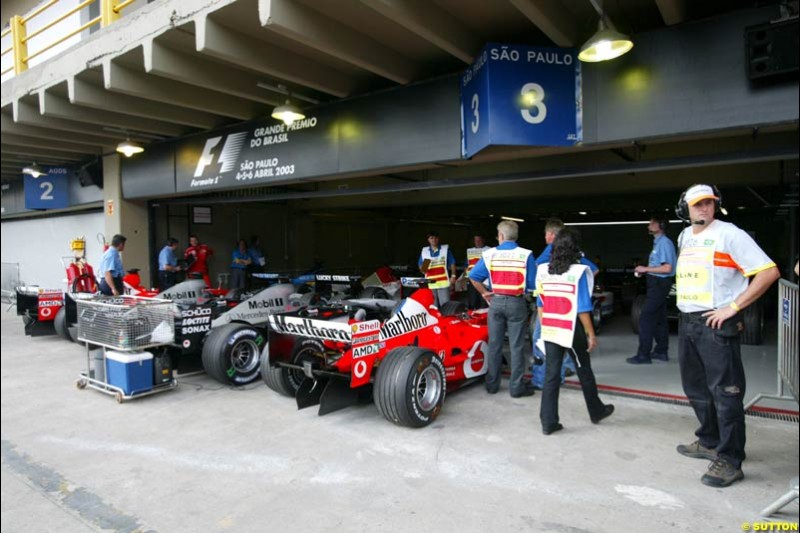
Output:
[536, 228, 614, 435]
[673, 184, 779, 487]
[99, 234, 127, 296]
[469, 220, 537, 398]
[532, 218, 598, 388]
[627, 215, 677, 364]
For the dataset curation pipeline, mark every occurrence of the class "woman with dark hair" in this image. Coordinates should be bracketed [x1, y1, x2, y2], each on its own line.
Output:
[536, 228, 614, 435]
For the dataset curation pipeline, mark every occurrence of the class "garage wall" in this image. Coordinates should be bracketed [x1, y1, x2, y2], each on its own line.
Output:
[0, 210, 104, 289]
[583, 6, 799, 144]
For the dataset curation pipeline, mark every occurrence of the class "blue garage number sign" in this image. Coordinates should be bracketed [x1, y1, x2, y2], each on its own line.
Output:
[24, 167, 70, 210]
[461, 43, 582, 158]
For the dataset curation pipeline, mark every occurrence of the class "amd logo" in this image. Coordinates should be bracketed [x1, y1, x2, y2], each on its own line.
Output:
[193, 132, 248, 177]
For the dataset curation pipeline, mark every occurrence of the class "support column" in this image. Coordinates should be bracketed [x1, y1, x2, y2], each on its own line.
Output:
[103, 154, 151, 287]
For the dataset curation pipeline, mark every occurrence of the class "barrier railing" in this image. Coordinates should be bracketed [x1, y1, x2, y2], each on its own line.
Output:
[746, 279, 799, 410]
[1, 0, 136, 78]
[746, 279, 798, 519]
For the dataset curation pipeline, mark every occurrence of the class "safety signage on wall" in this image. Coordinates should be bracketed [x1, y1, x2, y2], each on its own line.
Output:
[24, 167, 70, 210]
[461, 43, 582, 158]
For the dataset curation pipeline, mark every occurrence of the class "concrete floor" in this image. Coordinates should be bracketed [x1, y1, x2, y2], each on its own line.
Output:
[586, 317, 795, 412]
[2, 310, 798, 533]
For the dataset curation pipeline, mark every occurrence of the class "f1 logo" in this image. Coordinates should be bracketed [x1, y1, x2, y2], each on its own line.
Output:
[193, 132, 248, 177]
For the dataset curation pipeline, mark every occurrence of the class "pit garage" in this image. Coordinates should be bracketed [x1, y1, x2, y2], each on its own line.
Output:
[142, 125, 799, 408]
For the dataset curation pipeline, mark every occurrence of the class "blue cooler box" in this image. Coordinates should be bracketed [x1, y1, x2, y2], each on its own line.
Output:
[105, 351, 153, 396]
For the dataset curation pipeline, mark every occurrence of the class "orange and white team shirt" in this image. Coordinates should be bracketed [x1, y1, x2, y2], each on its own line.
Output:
[676, 220, 775, 313]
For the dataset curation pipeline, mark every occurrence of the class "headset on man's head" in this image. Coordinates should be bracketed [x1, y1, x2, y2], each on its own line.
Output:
[675, 184, 723, 222]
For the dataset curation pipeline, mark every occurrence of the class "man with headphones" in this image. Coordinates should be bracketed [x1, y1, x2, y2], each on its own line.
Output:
[627, 214, 676, 364]
[673, 184, 779, 488]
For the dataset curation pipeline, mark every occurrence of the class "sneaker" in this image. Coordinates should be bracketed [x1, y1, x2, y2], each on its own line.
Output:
[677, 440, 717, 461]
[486, 386, 499, 395]
[542, 423, 564, 435]
[652, 353, 669, 362]
[626, 355, 652, 364]
[701, 458, 744, 487]
[591, 404, 615, 424]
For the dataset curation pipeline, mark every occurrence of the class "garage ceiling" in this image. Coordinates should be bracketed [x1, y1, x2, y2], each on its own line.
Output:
[1, 0, 766, 185]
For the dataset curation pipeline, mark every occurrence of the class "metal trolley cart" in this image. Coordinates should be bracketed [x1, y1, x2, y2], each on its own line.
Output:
[75, 295, 178, 403]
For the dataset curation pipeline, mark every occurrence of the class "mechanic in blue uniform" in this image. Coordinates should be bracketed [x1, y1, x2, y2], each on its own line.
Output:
[230, 239, 252, 290]
[469, 220, 537, 398]
[532, 218, 598, 386]
[99, 234, 126, 296]
[628, 215, 677, 364]
[418, 231, 457, 307]
[249, 235, 265, 270]
[537, 228, 614, 435]
[158, 237, 182, 290]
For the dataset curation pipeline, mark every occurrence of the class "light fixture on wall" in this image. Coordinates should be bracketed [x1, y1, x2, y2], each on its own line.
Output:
[578, 1, 634, 62]
[22, 162, 45, 178]
[116, 138, 144, 158]
[271, 99, 305, 126]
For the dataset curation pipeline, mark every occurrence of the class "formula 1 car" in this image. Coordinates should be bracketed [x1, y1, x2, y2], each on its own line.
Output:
[591, 288, 615, 334]
[261, 280, 490, 428]
[160, 272, 389, 386]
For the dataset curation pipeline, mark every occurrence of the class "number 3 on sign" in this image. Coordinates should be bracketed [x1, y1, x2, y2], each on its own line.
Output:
[520, 83, 547, 124]
[39, 181, 54, 201]
[470, 93, 480, 133]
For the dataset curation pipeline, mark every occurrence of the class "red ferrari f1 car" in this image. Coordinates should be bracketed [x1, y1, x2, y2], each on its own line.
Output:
[262, 280, 489, 427]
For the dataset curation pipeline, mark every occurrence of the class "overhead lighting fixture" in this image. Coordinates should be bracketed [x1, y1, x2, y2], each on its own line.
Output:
[578, 0, 633, 63]
[116, 138, 144, 158]
[579, 211, 588, 215]
[566, 220, 682, 226]
[22, 162, 45, 178]
[501, 216, 525, 222]
[271, 99, 305, 126]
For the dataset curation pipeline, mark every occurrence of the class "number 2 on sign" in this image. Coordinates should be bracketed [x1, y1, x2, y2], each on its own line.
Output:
[39, 181, 54, 200]
[520, 83, 547, 124]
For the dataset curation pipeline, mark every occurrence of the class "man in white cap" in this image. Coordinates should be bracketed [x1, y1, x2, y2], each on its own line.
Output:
[674, 184, 779, 487]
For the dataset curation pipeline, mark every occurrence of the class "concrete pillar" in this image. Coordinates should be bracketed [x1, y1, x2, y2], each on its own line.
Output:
[103, 154, 151, 287]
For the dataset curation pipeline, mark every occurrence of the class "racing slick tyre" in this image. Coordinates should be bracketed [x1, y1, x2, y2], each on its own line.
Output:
[359, 286, 390, 300]
[740, 301, 764, 346]
[631, 295, 646, 334]
[261, 337, 325, 397]
[592, 300, 603, 336]
[202, 323, 266, 385]
[439, 301, 467, 317]
[374, 347, 446, 428]
[53, 306, 74, 342]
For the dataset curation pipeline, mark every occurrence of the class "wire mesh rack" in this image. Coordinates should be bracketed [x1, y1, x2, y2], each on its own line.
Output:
[76, 295, 175, 350]
[75, 295, 178, 403]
